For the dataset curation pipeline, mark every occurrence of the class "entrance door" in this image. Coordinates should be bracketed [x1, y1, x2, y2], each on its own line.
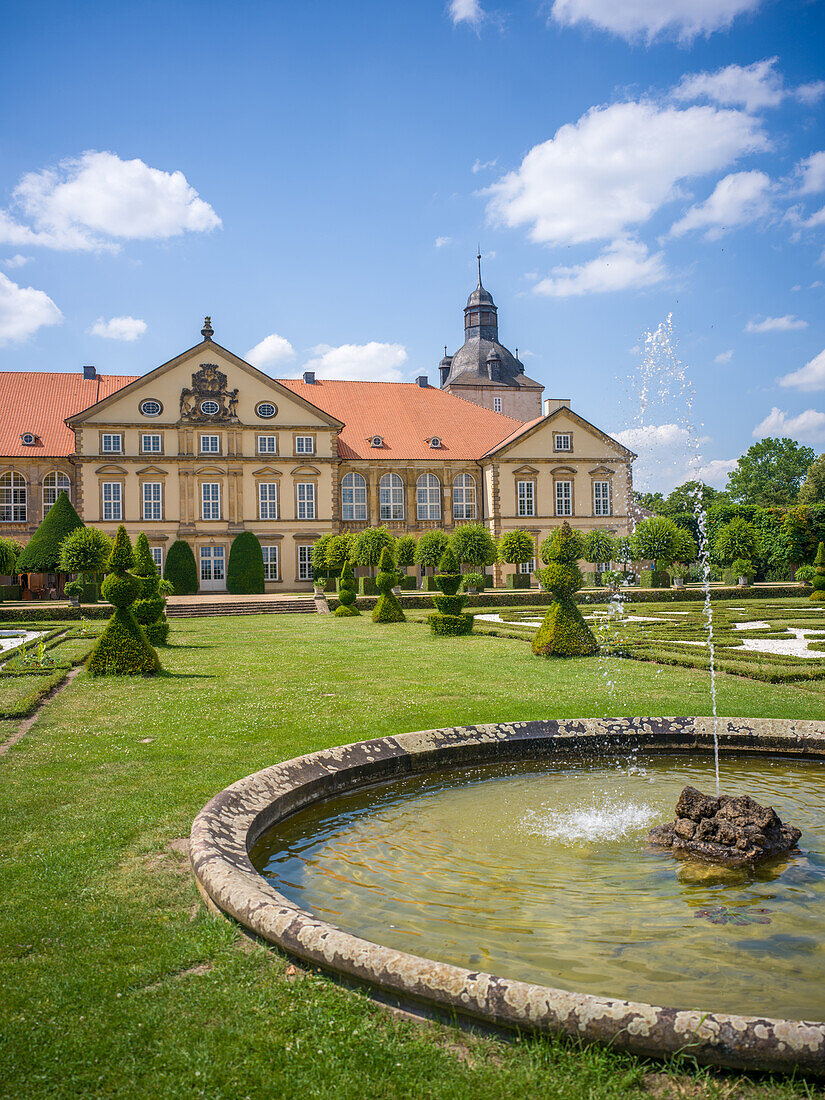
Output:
[200, 545, 226, 592]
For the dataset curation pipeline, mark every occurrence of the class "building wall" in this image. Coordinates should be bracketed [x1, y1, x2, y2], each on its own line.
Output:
[443, 380, 543, 421]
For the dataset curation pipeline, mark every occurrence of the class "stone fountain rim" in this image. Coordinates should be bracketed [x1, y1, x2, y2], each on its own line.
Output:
[190, 717, 825, 1076]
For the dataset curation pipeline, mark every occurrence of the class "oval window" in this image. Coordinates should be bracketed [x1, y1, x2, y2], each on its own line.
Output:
[256, 402, 277, 419]
[140, 399, 162, 417]
[21, 432, 35, 445]
[200, 400, 220, 416]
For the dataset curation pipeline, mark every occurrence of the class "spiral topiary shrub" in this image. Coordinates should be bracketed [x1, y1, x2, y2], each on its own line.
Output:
[532, 521, 598, 657]
[334, 561, 360, 617]
[131, 532, 170, 645]
[87, 526, 160, 676]
[810, 542, 825, 603]
[372, 547, 405, 623]
[164, 540, 199, 595]
[428, 547, 473, 636]
[227, 531, 265, 594]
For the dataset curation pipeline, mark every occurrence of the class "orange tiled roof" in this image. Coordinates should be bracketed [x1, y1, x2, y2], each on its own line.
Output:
[278, 378, 523, 460]
[0, 372, 137, 457]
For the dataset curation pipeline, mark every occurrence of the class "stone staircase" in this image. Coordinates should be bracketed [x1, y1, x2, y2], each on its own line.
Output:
[166, 597, 316, 618]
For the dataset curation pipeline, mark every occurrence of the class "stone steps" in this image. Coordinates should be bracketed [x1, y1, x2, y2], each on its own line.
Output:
[167, 599, 315, 618]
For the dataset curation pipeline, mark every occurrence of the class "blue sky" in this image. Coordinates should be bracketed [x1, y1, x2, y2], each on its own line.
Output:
[1, 0, 824, 492]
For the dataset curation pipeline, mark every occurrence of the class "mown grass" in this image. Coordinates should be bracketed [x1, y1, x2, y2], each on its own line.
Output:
[2, 612, 825, 1099]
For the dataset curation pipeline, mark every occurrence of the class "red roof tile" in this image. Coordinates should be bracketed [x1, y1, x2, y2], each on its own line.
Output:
[278, 378, 523, 460]
[0, 372, 137, 457]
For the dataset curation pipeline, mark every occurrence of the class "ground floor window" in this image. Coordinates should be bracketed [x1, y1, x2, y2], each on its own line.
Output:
[297, 545, 313, 581]
[518, 558, 536, 574]
[262, 545, 279, 581]
[200, 545, 225, 582]
[150, 547, 163, 572]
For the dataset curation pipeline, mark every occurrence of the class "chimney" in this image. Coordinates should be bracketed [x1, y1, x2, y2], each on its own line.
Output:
[303, 370, 316, 384]
[416, 375, 428, 388]
[544, 398, 571, 416]
[83, 365, 97, 380]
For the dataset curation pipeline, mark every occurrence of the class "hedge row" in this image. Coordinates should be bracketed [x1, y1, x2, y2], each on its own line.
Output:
[0, 606, 111, 622]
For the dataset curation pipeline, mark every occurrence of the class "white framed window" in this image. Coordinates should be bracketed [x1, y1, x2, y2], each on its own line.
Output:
[200, 435, 220, 454]
[150, 547, 163, 572]
[259, 482, 279, 520]
[416, 473, 441, 520]
[554, 433, 572, 452]
[555, 480, 573, 517]
[200, 400, 220, 417]
[102, 482, 122, 521]
[0, 472, 27, 523]
[200, 545, 225, 581]
[452, 473, 476, 520]
[142, 482, 162, 521]
[517, 480, 534, 518]
[256, 402, 277, 419]
[101, 433, 123, 454]
[262, 545, 279, 581]
[141, 433, 162, 454]
[297, 544, 313, 581]
[519, 557, 536, 574]
[379, 472, 404, 521]
[140, 399, 162, 417]
[593, 481, 611, 516]
[201, 482, 221, 520]
[295, 436, 314, 454]
[494, 396, 502, 413]
[296, 482, 316, 520]
[43, 471, 70, 514]
[257, 435, 278, 454]
[342, 472, 368, 521]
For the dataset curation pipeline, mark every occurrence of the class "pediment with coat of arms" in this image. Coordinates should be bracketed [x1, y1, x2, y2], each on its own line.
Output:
[180, 363, 239, 422]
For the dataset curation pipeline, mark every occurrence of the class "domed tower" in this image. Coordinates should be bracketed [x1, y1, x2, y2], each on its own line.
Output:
[440, 255, 543, 420]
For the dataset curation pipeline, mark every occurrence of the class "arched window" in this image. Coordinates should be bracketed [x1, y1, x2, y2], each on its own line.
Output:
[341, 472, 367, 522]
[43, 471, 71, 515]
[0, 472, 27, 523]
[452, 473, 476, 520]
[379, 473, 404, 521]
[416, 472, 441, 521]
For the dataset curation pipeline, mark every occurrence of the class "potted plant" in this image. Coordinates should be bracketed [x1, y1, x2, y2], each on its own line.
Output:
[64, 579, 83, 606]
[462, 572, 485, 595]
[732, 557, 753, 587]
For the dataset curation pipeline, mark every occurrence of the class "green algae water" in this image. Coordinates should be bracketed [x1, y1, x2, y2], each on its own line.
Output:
[250, 754, 825, 1019]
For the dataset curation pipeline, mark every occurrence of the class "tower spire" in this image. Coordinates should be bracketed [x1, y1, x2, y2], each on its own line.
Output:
[477, 246, 482, 286]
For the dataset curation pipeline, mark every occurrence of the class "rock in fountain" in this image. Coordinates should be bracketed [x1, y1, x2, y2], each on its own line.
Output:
[649, 785, 801, 868]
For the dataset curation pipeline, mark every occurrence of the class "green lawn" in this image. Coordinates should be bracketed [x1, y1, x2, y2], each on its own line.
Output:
[2, 612, 825, 1099]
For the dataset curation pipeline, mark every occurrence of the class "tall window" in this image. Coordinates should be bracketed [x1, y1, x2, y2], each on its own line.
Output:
[555, 480, 573, 517]
[593, 481, 611, 516]
[200, 545, 225, 582]
[259, 482, 279, 520]
[297, 545, 313, 581]
[342, 472, 368, 521]
[0, 472, 27, 523]
[452, 473, 476, 520]
[379, 472, 404, 521]
[262, 545, 279, 581]
[297, 482, 316, 520]
[101, 433, 122, 453]
[201, 482, 221, 520]
[494, 396, 502, 413]
[295, 436, 314, 454]
[142, 482, 162, 521]
[517, 480, 534, 518]
[416, 473, 441, 520]
[141, 434, 162, 454]
[102, 482, 122, 521]
[257, 435, 277, 454]
[150, 547, 163, 572]
[200, 435, 219, 454]
[43, 471, 70, 515]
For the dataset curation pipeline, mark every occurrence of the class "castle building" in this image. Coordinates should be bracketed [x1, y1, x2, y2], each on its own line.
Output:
[0, 274, 635, 592]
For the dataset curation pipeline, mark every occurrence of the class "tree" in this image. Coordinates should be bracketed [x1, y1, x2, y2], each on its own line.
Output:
[0, 537, 23, 576]
[811, 542, 825, 603]
[334, 561, 360, 617]
[227, 531, 265, 594]
[132, 532, 170, 645]
[428, 547, 473, 636]
[799, 453, 825, 505]
[414, 530, 449, 573]
[58, 526, 112, 604]
[87, 526, 160, 676]
[451, 523, 497, 570]
[498, 530, 535, 565]
[352, 526, 394, 575]
[633, 491, 666, 514]
[714, 516, 758, 566]
[613, 535, 634, 575]
[631, 515, 680, 569]
[726, 438, 815, 507]
[326, 533, 354, 576]
[396, 535, 417, 569]
[164, 540, 199, 595]
[662, 480, 720, 516]
[532, 522, 598, 657]
[540, 526, 583, 565]
[671, 527, 698, 569]
[372, 547, 405, 623]
[582, 529, 614, 565]
[311, 534, 333, 578]
[16, 492, 84, 575]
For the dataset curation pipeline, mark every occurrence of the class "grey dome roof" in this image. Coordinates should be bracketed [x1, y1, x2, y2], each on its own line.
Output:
[466, 284, 496, 308]
[444, 337, 522, 386]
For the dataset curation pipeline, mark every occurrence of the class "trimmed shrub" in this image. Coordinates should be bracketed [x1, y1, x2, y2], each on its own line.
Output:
[16, 492, 84, 574]
[334, 561, 360, 617]
[582, 529, 614, 568]
[396, 535, 417, 568]
[428, 546, 473, 636]
[810, 542, 825, 603]
[1, 585, 22, 601]
[505, 572, 532, 589]
[532, 522, 598, 658]
[164, 540, 199, 595]
[131, 532, 170, 645]
[87, 527, 160, 676]
[640, 569, 671, 589]
[796, 564, 815, 586]
[430, 613, 474, 636]
[227, 531, 265, 594]
[499, 529, 536, 568]
[358, 576, 379, 595]
[399, 575, 417, 590]
[540, 526, 583, 565]
[451, 523, 497, 570]
[372, 547, 405, 623]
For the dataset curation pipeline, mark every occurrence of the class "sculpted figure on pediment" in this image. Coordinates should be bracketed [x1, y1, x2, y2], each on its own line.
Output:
[179, 363, 239, 422]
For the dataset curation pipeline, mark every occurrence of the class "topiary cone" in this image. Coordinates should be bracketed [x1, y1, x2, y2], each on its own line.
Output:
[334, 561, 360, 617]
[810, 542, 825, 603]
[87, 526, 160, 676]
[372, 547, 405, 623]
[131, 532, 170, 644]
[532, 521, 598, 657]
[428, 547, 473, 636]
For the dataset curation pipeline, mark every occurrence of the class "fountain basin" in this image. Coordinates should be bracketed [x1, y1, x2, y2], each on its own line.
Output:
[190, 718, 825, 1075]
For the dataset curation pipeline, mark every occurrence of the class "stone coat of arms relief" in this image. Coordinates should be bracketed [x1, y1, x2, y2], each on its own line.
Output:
[179, 364, 239, 422]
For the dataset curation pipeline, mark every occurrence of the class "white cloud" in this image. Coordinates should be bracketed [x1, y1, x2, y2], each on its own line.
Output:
[611, 423, 697, 492]
[533, 238, 667, 297]
[715, 349, 733, 364]
[88, 315, 147, 342]
[245, 333, 296, 368]
[1, 254, 31, 269]
[449, 0, 484, 25]
[806, 206, 825, 229]
[778, 348, 825, 392]
[753, 406, 825, 442]
[796, 151, 825, 194]
[549, 0, 762, 43]
[796, 82, 825, 106]
[0, 272, 62, 344]
[288, 342, 408, 382]
[435, 236, 452, 248]
[670, 170, 772, 239]
[694, 457, 738, 486]
[0, 151, 220, 252]
[472, 158, 498, 174]
[486, 100, 767, 247]
[746, 314, 808, 333]
[673, 58, 784, 112]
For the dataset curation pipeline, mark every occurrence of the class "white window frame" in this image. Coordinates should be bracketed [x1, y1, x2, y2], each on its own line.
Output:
[200, 435, 220, 454]
[262, 545, 279, 581]
[258, 482, 279, 520]
[141, 433, 162, 454]
[295, 436, 314, 455]
[296, 482, 316, 520]
[101, 433, 123, 454]
[297, 544, 313, 581]
[554, 433, 572, 452]
[593, 480, 611, 516]
[493, 396, 502, 413]
[517, 480, 534, 518]
[555, 479, 573, 517]
[379, 472, 404, 521]
[519, 557, 536, 574]
[150, 547, 163, 572]
[342, 472, 368, 521]
[452, 473, 477, 521]
[201, 482, 221, 520]
[0, 472, 27, 523]
[102, 482, 122, 522]
[43, 471, 70, 515]
[142, 481, 163, 521]
[200, 545, 225, 581]
[257, 435, 278, 454]
[416, 473, 441, 520]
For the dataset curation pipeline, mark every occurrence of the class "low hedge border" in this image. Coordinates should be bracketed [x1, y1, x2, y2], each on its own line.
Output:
[0, 605, 111, 622]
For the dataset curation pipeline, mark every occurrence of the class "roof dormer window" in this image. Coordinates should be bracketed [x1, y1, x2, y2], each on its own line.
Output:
[429, 436, 442, 449]
[370, 435, 384, 448]
[20, 432, 36, 446]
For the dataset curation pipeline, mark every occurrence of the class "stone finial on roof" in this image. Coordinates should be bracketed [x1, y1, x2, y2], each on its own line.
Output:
[201, 316, 214, 341]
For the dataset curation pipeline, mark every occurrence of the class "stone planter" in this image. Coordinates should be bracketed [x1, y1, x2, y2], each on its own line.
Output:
[738, 576, 749, 587]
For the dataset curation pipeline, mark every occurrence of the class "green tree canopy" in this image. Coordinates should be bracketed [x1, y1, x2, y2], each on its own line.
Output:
[726, 437, 815, 507]
[630, 515, 680, 567]
[0, 537, 23, 576]
[498, 529, 536, 565]
[395, 535, 417, 568]
[633, 491, 666, 513]
[663, 480, 720, 515]
[799, 453, 825, 505]
[58, 526, 112, 577]
[352, 526, 394, 572]
[714, 516, 758, 566]
[451, 523, 497, 568]
[16, 492, 84, 573]
[311, 534, 333, 576]
[582, 529, 614, 565]
[325, 533, 354, 575]
[414, 529, 449, 570]
[540, 524, 585, 565]
[612, 535, 633, 567]
[671, 527, 698, 567]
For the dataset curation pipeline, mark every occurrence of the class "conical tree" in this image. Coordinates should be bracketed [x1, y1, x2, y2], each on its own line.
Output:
[372, 546, 405, 623]
[164, 539, 199, 595]
[532, 521, 598, 657]
[810, 542, 825, 603]
[334, 560, 360, 617]
[87, 526, 160, 676]
[132, 533, 170, 644]
[428, 546, 473, 636]
[227, 531, 265, 594]
[16, 492, 84, 575]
